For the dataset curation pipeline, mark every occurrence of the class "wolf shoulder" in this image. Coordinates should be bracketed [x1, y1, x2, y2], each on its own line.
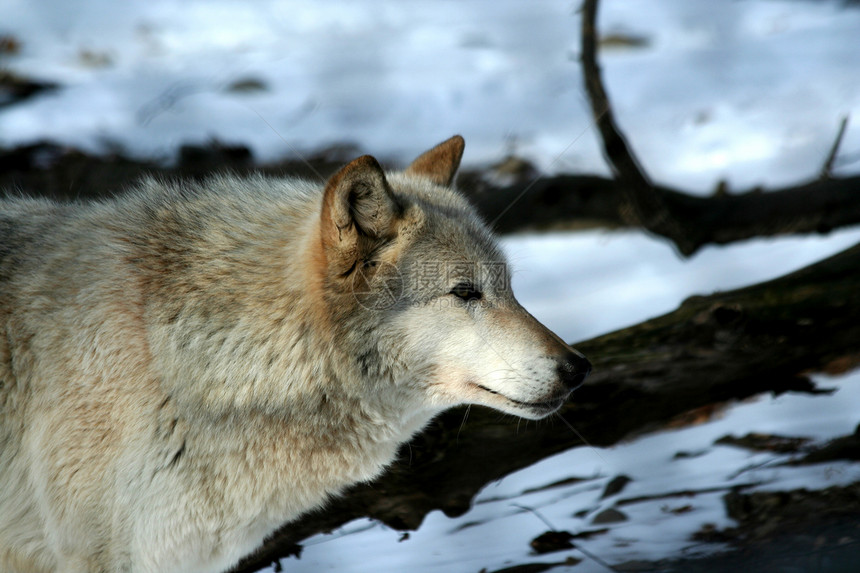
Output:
[0, 174, 319, 282]
[0, 196, 70, 282]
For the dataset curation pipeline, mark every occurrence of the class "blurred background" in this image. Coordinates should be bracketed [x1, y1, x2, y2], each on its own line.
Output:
[3, 0, 860, 571]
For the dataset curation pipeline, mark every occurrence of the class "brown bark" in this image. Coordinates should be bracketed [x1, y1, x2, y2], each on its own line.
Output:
[459, 171, 860, 249]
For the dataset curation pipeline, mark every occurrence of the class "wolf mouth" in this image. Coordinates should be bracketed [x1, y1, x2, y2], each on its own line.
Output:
[474, 384, 568, 414]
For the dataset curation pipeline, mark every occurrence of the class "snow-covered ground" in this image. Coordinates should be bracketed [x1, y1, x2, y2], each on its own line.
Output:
[279, 370, 860, 573]
[3, 0, 860, 191]
[3, 0, 860, 571]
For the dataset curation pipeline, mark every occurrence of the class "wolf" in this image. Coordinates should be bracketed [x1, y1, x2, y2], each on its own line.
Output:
[0, 136, 591, 573]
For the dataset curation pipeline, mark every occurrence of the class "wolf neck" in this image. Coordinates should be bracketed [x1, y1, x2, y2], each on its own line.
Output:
[157, 308, 432, 543]
[175, 362, 435, 534]
[138, 181, 436, 520]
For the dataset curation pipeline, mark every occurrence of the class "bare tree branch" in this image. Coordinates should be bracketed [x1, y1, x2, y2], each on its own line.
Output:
[580, 0, 696, 254]
[576, 0, 860, 255]
[579, 0, 650, 190]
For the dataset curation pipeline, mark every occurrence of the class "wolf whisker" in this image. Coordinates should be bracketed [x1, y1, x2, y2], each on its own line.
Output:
[457, 405, 472, 442]
[554, 412, 610, 466]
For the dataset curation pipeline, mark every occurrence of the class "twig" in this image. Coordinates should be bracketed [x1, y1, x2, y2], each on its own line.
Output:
[820, 115, 850, 180]
[511, 503, 558, 531]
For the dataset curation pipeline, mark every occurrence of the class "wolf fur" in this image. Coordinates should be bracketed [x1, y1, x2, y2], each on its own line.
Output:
[0, 136, 591, 573]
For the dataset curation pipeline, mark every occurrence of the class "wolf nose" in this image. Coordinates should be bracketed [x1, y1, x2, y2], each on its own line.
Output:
[557, 352, 592, 390]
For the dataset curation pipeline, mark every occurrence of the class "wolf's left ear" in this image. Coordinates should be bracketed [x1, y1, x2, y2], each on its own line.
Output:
[405, 135, 465, 186]
[320, 155, 398, 271]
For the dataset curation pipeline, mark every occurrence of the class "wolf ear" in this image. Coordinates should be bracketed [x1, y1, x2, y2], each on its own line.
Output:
[404, 135, 465, 186]
[320, 155, 398, 272]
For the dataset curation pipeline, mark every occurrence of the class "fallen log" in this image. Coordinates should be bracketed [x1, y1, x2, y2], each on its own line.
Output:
[3, 142, 860, 255]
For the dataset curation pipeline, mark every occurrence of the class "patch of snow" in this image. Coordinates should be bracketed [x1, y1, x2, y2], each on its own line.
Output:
[504, 227, 860, 343]
[269, 372, 860, 573]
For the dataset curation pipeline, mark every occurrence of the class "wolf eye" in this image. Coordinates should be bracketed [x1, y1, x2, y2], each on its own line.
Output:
[450, 282, 482, 302]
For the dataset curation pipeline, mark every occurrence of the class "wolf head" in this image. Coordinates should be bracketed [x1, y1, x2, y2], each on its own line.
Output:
[318, 136, 591, 421]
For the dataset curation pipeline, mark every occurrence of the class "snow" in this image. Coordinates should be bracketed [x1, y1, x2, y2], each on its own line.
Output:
[3, 0, 860, 571]
[505, 226, 860, 343]
[269, 372, 860, 573]
[4, 0, 860, 190]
